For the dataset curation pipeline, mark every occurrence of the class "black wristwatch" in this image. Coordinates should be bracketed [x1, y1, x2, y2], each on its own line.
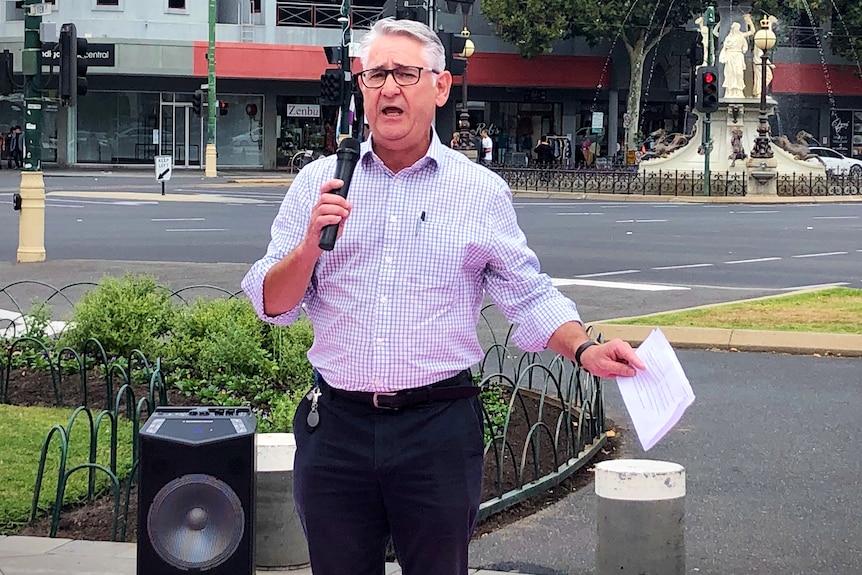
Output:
[575, 340, 598, 368]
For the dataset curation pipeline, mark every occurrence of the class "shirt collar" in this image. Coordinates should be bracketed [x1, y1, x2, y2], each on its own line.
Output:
[360, 128, 443, 173]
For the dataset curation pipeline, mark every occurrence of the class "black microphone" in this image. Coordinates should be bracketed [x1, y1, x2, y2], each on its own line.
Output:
[318, 137, 361, 251]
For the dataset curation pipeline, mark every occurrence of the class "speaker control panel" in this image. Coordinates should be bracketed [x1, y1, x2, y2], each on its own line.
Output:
[142, 407, 257, 444]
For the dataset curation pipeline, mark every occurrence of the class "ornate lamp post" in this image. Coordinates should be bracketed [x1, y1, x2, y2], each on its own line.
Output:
[750, 16, 776, 159]
[456, 27, 475, 149]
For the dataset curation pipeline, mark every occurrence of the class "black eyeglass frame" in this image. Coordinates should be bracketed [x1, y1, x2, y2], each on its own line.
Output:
[357, 66, 441, 88]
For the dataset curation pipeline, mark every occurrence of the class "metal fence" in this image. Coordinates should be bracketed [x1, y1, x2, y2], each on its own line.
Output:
[2, 282, 608, 540]
[490, 166, 748, 196]
[776, 172, 862, 196]
[276, 2, 381, 28]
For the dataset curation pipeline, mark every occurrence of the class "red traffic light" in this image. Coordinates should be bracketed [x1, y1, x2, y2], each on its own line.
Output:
[703, 72, 715, 83]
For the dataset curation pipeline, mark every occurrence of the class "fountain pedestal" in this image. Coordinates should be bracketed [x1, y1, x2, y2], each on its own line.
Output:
[639, 98, 825, 195]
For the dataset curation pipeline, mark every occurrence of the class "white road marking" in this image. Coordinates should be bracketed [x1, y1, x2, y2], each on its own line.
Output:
[791, 251, 848, 259]
[556, 212, 604, 216]
[164, 228, 226, 232]
[725, 257, 782, 264]
[812, 216, 859, 220]
[576, 269, 641, 278]
[614, 219, 667, 223]
[782, 282, 851, 290]
[551, 278, 689, 291]
[112, 201, 160, 206]
[651, 263, 713, 270]
[731, 210, 780, 214]
[152, 218, 205, 222]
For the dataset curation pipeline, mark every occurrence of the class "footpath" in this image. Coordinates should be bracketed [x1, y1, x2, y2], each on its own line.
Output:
[2, 174, 862, 574]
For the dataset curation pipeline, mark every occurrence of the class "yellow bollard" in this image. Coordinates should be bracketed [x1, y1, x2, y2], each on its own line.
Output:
[205, 143, 217, 177]
[16, 170, 46, 263]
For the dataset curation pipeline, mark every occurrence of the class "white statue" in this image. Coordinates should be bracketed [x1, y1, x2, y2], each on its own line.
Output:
[693, 16, 719, 68]
[718, 19, 755, 99]
[752, 14, 778, 98]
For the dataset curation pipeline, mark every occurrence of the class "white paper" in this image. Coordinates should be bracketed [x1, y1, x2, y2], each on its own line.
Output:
[615, 328, 695, 451]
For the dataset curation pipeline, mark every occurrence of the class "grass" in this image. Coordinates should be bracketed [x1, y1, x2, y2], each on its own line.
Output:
[605, 287, 862, 334]
[0, 404, 134, 535]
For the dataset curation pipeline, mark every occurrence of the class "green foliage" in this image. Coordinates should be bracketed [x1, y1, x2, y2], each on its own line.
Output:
[482, 0, 568, 58]
[58, 274, 174, 360]
[257, 388, 307, 433]
[479, 378, 510, 445]
[165, 298, 314, 427]
[166, 298, 271, 379]
[0, 404, 134, 534]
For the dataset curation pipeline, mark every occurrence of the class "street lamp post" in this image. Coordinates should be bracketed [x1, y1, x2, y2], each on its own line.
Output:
[750, 15, 776, 159]
[456, 26, 474, 150]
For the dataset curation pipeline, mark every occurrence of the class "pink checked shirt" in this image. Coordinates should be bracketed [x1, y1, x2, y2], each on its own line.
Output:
[241, 133, 581, 392]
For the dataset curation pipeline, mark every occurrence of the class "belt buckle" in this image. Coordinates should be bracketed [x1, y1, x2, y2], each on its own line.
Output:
[372, 391, 399, 410]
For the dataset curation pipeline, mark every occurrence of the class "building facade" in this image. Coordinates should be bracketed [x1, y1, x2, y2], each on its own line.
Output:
[0, 0, 858, 170]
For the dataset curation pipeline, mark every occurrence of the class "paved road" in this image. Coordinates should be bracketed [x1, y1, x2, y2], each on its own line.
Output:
[469, 349, 862, 575]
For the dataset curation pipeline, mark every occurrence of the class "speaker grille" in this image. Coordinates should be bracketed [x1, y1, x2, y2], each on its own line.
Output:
[146, 474, 245, 571]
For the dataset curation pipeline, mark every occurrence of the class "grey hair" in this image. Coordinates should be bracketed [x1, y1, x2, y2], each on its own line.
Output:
[359, 17, 446, 74]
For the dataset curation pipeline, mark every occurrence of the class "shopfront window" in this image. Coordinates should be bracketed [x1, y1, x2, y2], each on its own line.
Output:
[276, 96, 336, 167]
[216, 95, 264, 167]
[77, 91, 161, 164]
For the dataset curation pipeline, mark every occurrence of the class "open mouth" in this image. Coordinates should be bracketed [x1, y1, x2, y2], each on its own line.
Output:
[382, 106, 403, 116]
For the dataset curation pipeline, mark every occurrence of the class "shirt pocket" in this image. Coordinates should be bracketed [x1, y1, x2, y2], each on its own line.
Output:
[405, 220, 463, 307]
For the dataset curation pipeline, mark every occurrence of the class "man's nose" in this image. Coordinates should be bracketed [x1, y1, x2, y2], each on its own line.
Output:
[380, 73, 402, 94]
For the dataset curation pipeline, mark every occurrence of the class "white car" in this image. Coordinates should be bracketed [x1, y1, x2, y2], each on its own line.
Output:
[808, 147, 862, 176]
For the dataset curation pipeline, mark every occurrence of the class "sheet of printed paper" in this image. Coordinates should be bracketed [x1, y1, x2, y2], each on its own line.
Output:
[615, 328, 695, 451]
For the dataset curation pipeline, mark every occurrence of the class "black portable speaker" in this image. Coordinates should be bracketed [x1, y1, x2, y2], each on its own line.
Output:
[137, 406, 257, 575]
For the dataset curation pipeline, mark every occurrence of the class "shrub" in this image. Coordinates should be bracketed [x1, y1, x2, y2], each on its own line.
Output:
[166, 298, 272, 379]
[58, 274, 174, 360]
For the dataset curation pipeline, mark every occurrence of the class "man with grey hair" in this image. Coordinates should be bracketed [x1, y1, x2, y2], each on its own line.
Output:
[242, 16, 642, 575]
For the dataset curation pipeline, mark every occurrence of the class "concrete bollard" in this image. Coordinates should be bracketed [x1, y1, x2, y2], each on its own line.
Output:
[255, 433, 310, 570]
[595, 459, 686, 575]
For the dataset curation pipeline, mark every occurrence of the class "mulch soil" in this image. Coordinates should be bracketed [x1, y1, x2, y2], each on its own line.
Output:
[6, 367, 622, 542]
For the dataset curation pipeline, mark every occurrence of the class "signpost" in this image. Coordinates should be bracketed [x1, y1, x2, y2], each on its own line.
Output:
[155, 155, 172, 196]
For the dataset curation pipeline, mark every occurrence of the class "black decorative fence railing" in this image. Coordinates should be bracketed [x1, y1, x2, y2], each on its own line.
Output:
[776, 172, 862, 196]
[1, 281, 608, 540]
[489, 166, 862, 197]
[490, 167, 748, 196]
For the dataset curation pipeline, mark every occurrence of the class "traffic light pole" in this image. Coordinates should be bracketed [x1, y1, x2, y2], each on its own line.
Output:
[702, 6, 715, 197]
[17, 0, 46, 262]
[205, 0, 217, 177]
[339, 0, 351, 139]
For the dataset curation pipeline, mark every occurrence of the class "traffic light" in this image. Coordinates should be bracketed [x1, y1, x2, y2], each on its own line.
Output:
[437, 32, 468, 76]
[192, 90, 203, 116]
[59, 22, 88, 106]
[695, 65, 719, 114]
[324, 46, 342, 65]
[219, 100, 229, 116]
[0, 50, 13, 96]
[320, 68, 343, 106]
[687, 34, 704, 68]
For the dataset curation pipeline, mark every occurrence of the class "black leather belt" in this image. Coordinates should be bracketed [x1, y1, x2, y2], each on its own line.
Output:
[321, 370, 478, 410]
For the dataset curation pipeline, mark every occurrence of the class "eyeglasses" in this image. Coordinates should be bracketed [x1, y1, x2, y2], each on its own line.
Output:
[358, 66, 439, 88]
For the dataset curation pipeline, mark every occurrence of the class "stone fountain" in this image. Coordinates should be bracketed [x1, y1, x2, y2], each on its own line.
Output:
[638, 13, 826, 195]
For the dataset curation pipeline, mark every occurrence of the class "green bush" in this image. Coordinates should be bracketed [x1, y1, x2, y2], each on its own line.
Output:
[166, 298, 272, 379]
[58, 274, 174, 360]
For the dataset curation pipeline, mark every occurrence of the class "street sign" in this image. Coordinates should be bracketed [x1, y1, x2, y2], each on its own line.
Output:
[28, 3, 52, 16]
[155, 155, 172, 182]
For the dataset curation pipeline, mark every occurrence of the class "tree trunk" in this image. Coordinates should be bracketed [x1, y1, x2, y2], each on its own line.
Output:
[624, 33, 647, 152]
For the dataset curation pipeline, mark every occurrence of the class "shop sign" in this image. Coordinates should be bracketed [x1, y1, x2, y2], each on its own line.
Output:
[830, 110, 851, 155]
[285, 104, 320, 118]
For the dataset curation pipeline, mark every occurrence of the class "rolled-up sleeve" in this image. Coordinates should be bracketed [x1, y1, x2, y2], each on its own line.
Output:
[481, 188, 581, 352]
[241, 173, 317, 326]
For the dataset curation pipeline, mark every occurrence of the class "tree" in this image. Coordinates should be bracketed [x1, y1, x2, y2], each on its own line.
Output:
[482, 0, 710, 150]
[482, 0, 569, 59]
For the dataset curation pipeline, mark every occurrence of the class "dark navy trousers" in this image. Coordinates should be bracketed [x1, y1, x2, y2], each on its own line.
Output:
[292, 378, 485, 575]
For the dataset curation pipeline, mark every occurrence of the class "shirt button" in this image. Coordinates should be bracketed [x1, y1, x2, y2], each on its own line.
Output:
[380, 296, 387, 304]
[389, 215, 397, 223]
[385, 256, 393, 264]
[376, 338, 385, 345]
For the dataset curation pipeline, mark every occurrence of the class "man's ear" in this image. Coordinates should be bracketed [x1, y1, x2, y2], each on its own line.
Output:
[435, 70, 452, 107]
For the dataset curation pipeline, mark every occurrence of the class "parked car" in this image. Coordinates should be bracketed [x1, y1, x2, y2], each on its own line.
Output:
[807, 146, 862, 176]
